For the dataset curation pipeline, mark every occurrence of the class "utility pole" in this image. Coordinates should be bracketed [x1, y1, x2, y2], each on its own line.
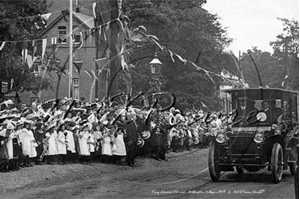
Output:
[68, 0, 73, 98]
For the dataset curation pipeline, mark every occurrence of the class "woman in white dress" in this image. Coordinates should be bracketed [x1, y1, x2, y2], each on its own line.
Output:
[78, 124, 90, 163]
[112, 127, 126, 165]
[56, 123, 67, 164]
[101, 127, 113, 163]
[65, 124, 76, 163]
[19, 121, 37, 167]
[45, 124, 58, 165]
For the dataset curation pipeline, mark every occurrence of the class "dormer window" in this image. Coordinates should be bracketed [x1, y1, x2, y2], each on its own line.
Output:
[58, 26, 67, 44]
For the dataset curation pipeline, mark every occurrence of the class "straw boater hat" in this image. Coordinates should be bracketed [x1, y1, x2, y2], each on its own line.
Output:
[136, 138, 145, 148]
[46, 123, 56, 131]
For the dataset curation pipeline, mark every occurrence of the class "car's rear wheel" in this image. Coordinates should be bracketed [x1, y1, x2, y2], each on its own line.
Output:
[289, 162, 297, 175]
[271, 143, 283, 183]
[208, 141, 221, 182]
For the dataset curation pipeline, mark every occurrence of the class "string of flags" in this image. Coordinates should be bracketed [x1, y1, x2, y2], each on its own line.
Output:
[0, 1, 244, 88]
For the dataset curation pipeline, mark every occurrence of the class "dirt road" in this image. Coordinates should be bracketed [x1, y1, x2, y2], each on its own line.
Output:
[0, 148, 297, 199]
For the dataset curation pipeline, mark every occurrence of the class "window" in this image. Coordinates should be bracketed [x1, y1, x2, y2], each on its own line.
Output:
[73, 33, 81, 44]
[72, 25, 81, 44]
[73, 78, 79, 100]
[58, 26, 67, 44]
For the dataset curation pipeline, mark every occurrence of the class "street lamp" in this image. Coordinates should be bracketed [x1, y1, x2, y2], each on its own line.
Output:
[149, 52, 162, 93]
[149, 52, 162, 76]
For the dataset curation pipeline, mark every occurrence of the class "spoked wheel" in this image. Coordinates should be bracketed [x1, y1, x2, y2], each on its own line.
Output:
[289, 147, 298, 175]
[271, 143, 284, 183]
[289, 162, 297, 175]
[208, 141, 221, 182]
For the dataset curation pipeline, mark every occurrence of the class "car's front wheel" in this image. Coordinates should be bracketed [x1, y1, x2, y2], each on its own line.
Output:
[271, 143, 283, 183]
[208, 141, 221, 182]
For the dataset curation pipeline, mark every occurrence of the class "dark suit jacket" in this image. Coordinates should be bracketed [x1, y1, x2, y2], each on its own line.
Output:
[124, 120, 138, 144]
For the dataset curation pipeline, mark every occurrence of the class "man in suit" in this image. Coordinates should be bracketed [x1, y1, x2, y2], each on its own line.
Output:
[233, 97, 252, 124]
[123, 111, 138, 167]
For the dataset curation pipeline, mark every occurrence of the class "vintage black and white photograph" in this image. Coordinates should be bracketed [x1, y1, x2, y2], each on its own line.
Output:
[0, 0, 298, 198]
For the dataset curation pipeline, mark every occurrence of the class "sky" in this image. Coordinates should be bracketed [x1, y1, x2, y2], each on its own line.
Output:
[203, 0, 299, 56]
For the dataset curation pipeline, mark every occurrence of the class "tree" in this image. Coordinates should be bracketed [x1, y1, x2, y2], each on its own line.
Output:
[123, 0, 233, 111]
[270, 18, 299, 90]
[0, 0, 52, 97]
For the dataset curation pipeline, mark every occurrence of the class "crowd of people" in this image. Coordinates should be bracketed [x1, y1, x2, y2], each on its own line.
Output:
[0, 97, 228, 172]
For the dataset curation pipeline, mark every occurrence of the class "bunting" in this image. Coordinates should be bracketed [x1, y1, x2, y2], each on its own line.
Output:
[26, 55, 37, 69]
[14, 92, 21, 106]
[41, 38, 47, 61]
[0, 42, 5, 51]
[281, 75, 288, 88]
[32, 40, 37, 59]
[92, 2, 97, 19]
[94, 57, 108, 73]
[73, 60, 83, 74]
[200, 101, 208, 108]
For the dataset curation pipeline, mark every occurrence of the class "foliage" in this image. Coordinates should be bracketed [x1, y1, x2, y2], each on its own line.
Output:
[121, 0, 234, 111]
[0, 0, 52, 95]
[270, 18, 299, 90]
[240, 19, 299, 91]
[240, 47, 284, 88]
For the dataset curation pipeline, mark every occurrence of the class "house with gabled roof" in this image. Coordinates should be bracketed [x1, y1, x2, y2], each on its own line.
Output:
[19, 5, 108, 105]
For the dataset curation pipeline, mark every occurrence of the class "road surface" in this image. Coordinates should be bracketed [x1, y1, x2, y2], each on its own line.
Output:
[0, 148, 297, 199]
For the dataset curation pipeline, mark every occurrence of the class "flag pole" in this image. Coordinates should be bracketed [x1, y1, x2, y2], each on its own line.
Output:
[69, 0, 73, 98]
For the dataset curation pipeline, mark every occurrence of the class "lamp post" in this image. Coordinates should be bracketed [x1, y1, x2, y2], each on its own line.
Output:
[149, 52, 162, 93]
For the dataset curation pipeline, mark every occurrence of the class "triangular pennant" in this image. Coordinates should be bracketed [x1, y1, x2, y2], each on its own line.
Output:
[51, 37, 57, 45]
[73, 60, 83, 74]
[201, 101, 208, 108]
[175, 53, 187, 64]
[14, 92, 21, 106]
[26, 55, 37, 69]
[84, 70, 93, 79]
[205, 70, 215, 85]
[21, 43, 28, 64]
[41, 38, 47, 61]
[91, 70, 98, 80]
[27, 16, 35, 22]
[281, 75, 288, 87]
[168, 50, 175, 63]
[0, 41, 5, 51]
[92, 2, 97, 19]
[94, 57, 108, 73]
[32, 40, 37, 59]
[77, 32, 83, 49]
[10, 79, 14, 91]
[41, 13, 52, 20]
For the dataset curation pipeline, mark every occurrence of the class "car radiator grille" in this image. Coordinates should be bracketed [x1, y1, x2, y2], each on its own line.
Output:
[227, 134, 257, 155]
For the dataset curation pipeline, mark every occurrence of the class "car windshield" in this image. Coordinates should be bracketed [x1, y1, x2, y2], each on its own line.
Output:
[229, 90, 283, 126]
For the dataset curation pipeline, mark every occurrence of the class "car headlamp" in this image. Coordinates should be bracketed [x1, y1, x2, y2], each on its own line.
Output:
[254, 131, 264, 143]
[216, 133, 226, 143]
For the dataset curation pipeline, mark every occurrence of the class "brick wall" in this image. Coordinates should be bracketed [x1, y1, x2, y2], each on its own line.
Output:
[18, 2, 108, 105]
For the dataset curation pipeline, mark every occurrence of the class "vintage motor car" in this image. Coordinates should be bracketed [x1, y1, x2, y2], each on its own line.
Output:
[208, 88, 298, 183]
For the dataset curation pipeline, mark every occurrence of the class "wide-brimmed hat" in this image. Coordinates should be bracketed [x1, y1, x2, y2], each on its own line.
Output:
[136, 138, 145, 148]
[141, 130, 151, 140]
[15, 120, 24, 127]
[46, 123, 56, 131]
